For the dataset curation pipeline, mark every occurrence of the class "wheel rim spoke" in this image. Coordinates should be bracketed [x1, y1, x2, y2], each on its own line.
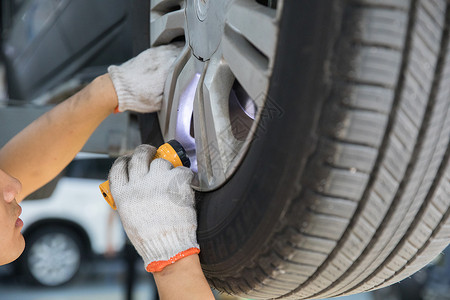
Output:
[222, 1, 279, 103]
[191, 56, 238, 189]
[192, 70, 216, 188]
[222, 24, 270, 105]
[226, 0, 278, 60]
[157, 0, 282, 190]
[159, 46, 193, 137]
[151, 0, 181, 11]
[205, 55, 248, 176]
[150, 0, 185, 46]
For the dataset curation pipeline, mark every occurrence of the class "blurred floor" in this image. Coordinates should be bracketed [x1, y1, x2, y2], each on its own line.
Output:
[0, 258, 157, 300]
[216, 293, 373, 300]
[0, 255, 375, 300]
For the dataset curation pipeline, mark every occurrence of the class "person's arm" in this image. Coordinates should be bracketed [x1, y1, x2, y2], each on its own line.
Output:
[153, 254, 214, 300]
[109, 145, 213, 299]
[0, 74, 116, 201]
[0, 43, 182, 201]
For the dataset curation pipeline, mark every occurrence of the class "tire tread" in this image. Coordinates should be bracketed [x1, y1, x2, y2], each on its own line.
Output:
[207, 0, 450, 298]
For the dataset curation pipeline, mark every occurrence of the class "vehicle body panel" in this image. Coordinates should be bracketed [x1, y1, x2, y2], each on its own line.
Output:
[2, 0, 132, 100]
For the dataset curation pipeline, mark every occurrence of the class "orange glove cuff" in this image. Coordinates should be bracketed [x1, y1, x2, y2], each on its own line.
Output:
[146, 247, 200, 273]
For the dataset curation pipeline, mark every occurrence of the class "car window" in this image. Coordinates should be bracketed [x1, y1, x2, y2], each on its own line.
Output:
[64, 158, 115, 180]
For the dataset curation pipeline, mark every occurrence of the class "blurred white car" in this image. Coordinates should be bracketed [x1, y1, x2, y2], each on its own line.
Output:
[17, 153, 125, 287]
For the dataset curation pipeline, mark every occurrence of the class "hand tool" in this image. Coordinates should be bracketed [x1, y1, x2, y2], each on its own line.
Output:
[99, 140, 190, 210]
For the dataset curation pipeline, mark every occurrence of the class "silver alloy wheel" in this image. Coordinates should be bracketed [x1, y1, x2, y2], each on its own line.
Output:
[151, 0, 283, 191]
[27, 232, 81, 286]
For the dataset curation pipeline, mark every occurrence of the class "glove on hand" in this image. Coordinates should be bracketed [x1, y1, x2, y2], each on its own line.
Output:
[108, 43, 183, 113]
[108, 144, 199, 272]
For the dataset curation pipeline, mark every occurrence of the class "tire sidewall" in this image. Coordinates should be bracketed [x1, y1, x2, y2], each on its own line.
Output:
[197, 1, 340, 276]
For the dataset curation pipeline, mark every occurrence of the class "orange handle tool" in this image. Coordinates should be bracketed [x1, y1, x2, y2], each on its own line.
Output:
[99, 140, 190, 210]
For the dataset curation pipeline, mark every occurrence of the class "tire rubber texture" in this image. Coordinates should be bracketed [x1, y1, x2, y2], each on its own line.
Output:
[190, 0, 450, 299]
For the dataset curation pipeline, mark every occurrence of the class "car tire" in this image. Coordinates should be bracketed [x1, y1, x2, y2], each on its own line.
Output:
[142, 0, 450, 298]
[19, 226, 83, 287]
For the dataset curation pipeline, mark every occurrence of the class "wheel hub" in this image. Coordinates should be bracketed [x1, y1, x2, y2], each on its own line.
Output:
[28, 233, 80, 286]
[151, 0, 281, 190]
[186, 0, 230, 61]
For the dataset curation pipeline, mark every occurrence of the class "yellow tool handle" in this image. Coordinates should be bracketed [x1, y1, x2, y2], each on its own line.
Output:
[99, 142, 185, 210]
[99, 180, 115, 209]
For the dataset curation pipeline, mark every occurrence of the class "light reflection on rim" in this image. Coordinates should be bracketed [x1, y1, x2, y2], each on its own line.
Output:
[176, 73, 201, 172]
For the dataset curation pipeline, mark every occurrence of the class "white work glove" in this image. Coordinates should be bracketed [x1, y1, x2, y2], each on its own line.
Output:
[108, 144, 199, 272]
[108, 43, 183, 113]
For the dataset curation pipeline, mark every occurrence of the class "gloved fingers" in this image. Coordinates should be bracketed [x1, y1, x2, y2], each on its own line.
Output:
[128, 144, 157, 180]
[165, 167, 195, 207]
[108, 155, 131, 188]
[146, 42, 184, 61]
[170, 166, 194, 181]
[108, 43, 185, 114]
[166, 166, 194, 190]
[149, 157, 174, 174]
[171, 41, 185, 49]
[168, 185, 196, 207]
[127, 43, 183, 73]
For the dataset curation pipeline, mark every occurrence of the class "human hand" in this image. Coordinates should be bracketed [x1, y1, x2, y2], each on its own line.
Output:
[108, 144, 199, 272]
[108, 43, 183, 113]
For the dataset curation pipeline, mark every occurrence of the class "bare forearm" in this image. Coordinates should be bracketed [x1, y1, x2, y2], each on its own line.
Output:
[0, 74, 117, 201]
[153, 255, 214, 300]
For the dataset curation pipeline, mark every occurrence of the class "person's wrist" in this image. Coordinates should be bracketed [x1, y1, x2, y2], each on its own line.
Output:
[153, 254, 214, 299]
[93, 74, 119, 114]
[145, 247, 200, 273]
[153, 254, 202, 278]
